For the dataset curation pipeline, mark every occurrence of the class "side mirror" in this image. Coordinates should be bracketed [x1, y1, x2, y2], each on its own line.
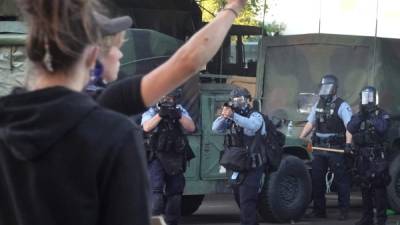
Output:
[252, 99, 262, 112]
[297, 93, 318, 114]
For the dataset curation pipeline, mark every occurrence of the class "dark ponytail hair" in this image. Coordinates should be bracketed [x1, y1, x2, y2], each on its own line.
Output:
[17, 0, 101, 73]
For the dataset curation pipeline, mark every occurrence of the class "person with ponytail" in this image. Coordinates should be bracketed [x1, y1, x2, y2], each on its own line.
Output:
[0, 1, 150, 225]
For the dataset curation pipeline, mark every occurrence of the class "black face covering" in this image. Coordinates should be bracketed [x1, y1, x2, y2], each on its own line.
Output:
[317, 95, 333, 108]
[233, 105, 251, 116]
[360, 103, 377, 115]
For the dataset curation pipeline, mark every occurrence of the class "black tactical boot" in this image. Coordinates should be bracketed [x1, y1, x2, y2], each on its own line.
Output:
[165, 195, 182, 225]
[354, 215, 373, 225]
[304, 210, 327, 219]
[376, 210, 387, 225]
[338, 208, 349, 221]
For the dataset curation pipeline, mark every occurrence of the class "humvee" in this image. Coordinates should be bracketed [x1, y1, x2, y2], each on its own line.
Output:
[2, 0, 400, 223]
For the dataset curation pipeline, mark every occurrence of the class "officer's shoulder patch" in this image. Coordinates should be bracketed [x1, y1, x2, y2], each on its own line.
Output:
[252, 112, 263, 118]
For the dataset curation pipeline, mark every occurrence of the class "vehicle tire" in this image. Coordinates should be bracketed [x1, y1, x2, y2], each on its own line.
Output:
[258, 155, 312, 222]
[181, 195, 205, 216]
[387, 154, 400, 213]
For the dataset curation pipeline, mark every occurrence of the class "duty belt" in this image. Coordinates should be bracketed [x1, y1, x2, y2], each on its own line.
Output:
[313, 135, 345, 148]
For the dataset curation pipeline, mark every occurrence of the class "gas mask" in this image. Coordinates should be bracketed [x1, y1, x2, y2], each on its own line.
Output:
[232, 96, 247, 109]
[231, 96, 250, 115]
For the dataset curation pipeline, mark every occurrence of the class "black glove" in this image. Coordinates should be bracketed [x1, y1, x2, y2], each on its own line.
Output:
[158, 106, 169, 118]
[359, 109, 369, 121]
[344, 143, 354, 155]
[168, 108, 182, 119]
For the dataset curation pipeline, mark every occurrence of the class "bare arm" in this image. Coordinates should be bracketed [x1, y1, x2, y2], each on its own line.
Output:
[142, 114, 162, 132]
[140, 0, 247, 106]
[345, 130, 352, 144]
[179, 116, 196, 133]
[299, 122, 314, 139]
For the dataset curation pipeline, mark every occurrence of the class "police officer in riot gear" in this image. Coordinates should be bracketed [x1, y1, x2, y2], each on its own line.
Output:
[347, 86, 391, 225]
[299, 74, 353, 220]
[212, 87, 266, 225]
[141, 89, 196, 225]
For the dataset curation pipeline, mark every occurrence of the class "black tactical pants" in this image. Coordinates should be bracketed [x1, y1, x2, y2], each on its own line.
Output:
[232, 165, 265, 225]
[149, 159, 185, 225]
[311, 151, 351, 215]
[359, 185, 387, 225]
[355, 149, 389, 225]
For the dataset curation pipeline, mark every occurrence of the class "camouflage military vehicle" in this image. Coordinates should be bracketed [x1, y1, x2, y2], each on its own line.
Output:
[257, 33, 400, 215]
[119, 26, 313, 223]
[2, 0, 400, 223]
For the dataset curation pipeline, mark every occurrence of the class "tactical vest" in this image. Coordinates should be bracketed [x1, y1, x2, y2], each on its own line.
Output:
[315, 97, 346, 135]
[149, 118, 187, 154]
[224, 111, 256, 149]
[353, 110, 385, 148]
[353, 110, 389, 186]
[223, 111, 265, 169]
[145, 117, 189, 175]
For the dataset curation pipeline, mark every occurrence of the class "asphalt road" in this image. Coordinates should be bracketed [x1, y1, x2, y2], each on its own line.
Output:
[181, 194, 400, 225]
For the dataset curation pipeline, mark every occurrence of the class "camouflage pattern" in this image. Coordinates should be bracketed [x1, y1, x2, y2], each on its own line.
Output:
[0, 0, 19, 17]
[0, 46, 26, 95]
[0, 21, 27, 96]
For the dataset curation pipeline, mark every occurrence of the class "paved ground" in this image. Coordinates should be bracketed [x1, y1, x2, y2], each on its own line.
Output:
[181, 194, 400, 225]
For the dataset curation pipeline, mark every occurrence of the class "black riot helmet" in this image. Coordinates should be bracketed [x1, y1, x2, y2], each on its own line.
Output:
[319, 74, 338, 102]
[360, 86, 379, 113]
[166, 88, 182, 99]
[230, 87, 251, 110]
[159, 88, 182, 107]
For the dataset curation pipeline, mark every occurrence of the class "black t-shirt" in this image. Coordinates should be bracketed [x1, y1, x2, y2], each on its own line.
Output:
[96, 76, 147, 116]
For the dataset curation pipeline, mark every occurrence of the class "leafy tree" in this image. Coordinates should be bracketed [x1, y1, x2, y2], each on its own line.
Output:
[197, 0, 267, 26]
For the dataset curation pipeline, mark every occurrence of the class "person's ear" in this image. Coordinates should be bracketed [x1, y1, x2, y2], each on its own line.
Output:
[85, 46, 99, 69]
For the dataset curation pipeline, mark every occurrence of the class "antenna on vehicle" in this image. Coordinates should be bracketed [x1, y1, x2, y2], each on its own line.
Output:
[196, 2, 216, 18]
[371, 0, 379, 84]
[261, 0, 267, 36]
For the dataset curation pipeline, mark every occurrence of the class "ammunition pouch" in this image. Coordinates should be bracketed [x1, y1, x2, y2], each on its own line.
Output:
[220, 123, 267, 172]
[152, 130, 186, 154]
[353, 132, 382, 147]
[157, 152, 185, 175]
[219, 146, 250, 172]
[224, 133, 244, 148]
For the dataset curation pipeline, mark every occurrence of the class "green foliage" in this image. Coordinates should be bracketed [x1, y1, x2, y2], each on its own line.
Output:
[197, 0, 266, 26]
[261, 21, 286, 36]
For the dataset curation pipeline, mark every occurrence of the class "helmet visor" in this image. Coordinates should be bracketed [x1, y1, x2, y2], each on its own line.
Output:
[159, 96, 175, 106]
[319, 84, 335, 96]
[361, 90, 378, 105]
[232, 96, 247, 108]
